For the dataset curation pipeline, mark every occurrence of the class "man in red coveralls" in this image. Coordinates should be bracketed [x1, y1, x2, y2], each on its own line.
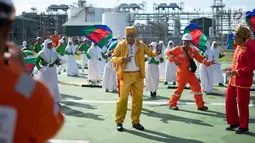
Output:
[225, 25, 255, 134]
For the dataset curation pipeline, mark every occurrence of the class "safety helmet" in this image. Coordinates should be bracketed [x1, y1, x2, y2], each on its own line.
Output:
[182, 33, 192, 41]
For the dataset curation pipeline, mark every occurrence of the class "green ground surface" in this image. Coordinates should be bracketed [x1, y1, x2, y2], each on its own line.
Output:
[53, 62, 255, 143]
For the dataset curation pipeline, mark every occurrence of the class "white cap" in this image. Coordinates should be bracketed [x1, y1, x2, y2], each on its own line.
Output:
[83, 38, 88, 41]
[44, 39, 52, 45]
[36, 37, 41, 41]
[59, 39, 64, 43]
[182, 33, 192, 41]
[150, 42, 158, 47]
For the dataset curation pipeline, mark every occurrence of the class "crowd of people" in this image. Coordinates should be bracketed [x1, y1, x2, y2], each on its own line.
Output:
[1, 0, 255, 142]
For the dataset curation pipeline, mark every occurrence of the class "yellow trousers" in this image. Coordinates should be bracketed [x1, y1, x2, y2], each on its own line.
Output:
[115, 71, 144, 125]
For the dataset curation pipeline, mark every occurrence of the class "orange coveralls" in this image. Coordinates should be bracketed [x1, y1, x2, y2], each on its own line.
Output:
[0, 58, 64, 143]
[166, 46, 211, 108]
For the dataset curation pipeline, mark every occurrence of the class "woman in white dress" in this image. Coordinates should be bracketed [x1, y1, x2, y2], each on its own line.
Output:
[164, 41, 177, 85]
[35, 39, 61, 104]
[145, 42, 164, 98]
[102, 49, 117, 92]
[199, 42, 214, 94]
[65, 39, 79, 76]
[87, 43, 102, 84]
[211, 41, 224, 86]
[159, 41, 166, 79]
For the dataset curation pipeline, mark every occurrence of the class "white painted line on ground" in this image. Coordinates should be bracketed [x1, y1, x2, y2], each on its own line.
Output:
[49, 139, 89, 143]
[60, 100, 255, 107]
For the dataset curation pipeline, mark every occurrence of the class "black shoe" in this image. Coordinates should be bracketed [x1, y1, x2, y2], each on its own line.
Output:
[164, 82, 168, 85]
[198, 106, 208, 111]
[219, 83, 224, 87]
[133, 124, 145, 131]
[173, 82, 176, 85]
[105, 89, 109, 92]
[150, 92, 153, 97]
[116, 123, 124, 132]
[169, 106, 179, 110]
[225, 124, 240, 131]
[154, 92, 157, 96]
[235, 128, 249, 134]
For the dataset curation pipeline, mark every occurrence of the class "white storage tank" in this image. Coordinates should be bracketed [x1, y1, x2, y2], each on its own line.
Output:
[102, 12, 129, 39]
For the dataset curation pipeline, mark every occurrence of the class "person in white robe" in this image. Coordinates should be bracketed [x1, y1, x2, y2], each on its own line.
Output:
[199, 42, 214, 94]
[100, 46, 108, 75]
[159, 41, 166, 79]
[102, 50, 117, 92]
[87, 42, 102, 83]
[211, 41, 224, 86]
[164, 41, 177, 85]
[65, 39, 79, 76]
[21, 41, 28, 50]
[145, 42, 164, 98]
[35, 39, 61, 104]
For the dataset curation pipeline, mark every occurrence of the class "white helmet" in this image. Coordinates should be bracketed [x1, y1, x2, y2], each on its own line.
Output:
[182, 33, 192, 41]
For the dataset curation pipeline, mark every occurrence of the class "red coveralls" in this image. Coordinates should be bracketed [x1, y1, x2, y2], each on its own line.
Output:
[226, 39, 255, 129]
[166, 46, 211, 108]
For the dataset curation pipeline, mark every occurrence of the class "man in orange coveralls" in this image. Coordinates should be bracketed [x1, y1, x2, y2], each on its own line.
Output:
[224, 25, 255, 134]
[0, 1, 64, 142]
[166, 33, 215, 111]
[51, 31, 60, 48]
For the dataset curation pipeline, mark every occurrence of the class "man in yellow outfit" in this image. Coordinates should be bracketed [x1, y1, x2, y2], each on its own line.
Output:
[111, 26, 161, 131]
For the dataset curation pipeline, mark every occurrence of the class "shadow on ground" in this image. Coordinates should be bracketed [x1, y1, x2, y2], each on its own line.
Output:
[60, 101, 97, 109]
[125, 129, 203, 143]
[140, 108, 213, 127]
[143, 95, 170, 101]
[61, 94, 82, 100]
[179, 109, 226, 118]
[61, 105, 104, 121]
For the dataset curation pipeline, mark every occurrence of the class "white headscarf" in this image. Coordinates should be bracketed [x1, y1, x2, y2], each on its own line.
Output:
[211, 41, 220, 61]
[38, 39, 58, 64]
[159, 41, 166, 53]
[166, 41, 174, 49]
[205, 41, 213, 60]
[149, 42, 159, 61]
[65, 38, 76, 54]
[150, 42, 158, 50]
[211, 41, 219, 52]
[59, 39, 64, 44]
[22, 41, 27, 48]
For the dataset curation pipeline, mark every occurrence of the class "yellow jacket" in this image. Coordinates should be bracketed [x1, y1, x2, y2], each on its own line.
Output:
[111, 40, 158, 80]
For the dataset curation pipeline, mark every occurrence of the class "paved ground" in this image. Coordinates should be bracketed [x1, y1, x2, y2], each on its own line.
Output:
[51, 63, 255, 143]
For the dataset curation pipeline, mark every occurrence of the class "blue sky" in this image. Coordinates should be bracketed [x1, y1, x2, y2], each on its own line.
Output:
[13, 0, 254, 15]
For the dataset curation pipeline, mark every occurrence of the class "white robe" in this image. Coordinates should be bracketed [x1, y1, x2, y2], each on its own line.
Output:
[35, 39, 60, 102]
[87, 46, 102, 81]
[102, 59, 117, 90]
[65, 44, 79, 76]
[145, 49, 160, 92]
[199, 46, 214, 93]
[159, 41, 166, 78]
[81, 53, 88, 70]
[164, 47, 177, 82]
[211, 46, 224, 84]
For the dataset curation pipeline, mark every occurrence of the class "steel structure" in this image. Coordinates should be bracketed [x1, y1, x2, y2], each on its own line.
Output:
[128, 1, 245, 48]
[22, 5, 68, 39]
